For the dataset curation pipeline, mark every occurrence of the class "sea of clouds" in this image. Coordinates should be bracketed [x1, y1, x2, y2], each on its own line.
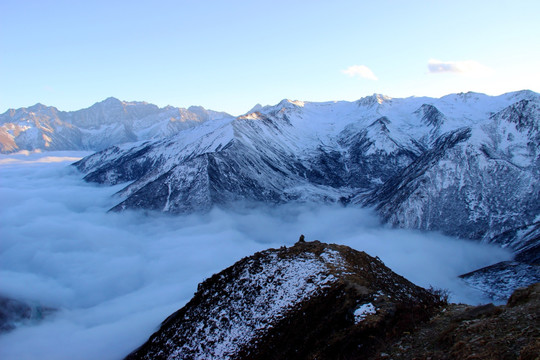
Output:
[0, 151, 511, 360]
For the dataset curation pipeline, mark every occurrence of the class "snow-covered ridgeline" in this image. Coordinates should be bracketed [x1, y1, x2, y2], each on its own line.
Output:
[0, 97, 234, 153]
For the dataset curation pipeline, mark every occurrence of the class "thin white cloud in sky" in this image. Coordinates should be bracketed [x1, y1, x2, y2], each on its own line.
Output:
[427, 59, 492, 76]
[342, 65, 378, 80]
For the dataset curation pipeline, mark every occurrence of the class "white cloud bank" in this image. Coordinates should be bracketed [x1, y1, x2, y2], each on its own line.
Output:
[0, 153, 511, 360]
[427, 59, 492, 76]
[342, 65, 378, 80]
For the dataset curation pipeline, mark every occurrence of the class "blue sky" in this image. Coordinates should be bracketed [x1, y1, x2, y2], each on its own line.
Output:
[1, 0, 539, 115]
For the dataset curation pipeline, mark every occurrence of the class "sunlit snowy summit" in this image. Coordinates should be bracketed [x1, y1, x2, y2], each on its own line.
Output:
[0, 97, 233, 153]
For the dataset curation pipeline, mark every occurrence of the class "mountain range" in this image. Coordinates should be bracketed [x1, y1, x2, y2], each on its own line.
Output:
[0, 97, 232, 153]
[74, 92, 538, 237]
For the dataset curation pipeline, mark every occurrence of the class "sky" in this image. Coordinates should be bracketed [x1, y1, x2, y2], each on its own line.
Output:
[0, 152, 511, 359]
[1, 0, 539, 115]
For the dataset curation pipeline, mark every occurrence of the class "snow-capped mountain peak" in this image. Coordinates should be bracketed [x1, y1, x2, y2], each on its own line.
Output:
[246, 103, 264, 114]
[357, 93, 392, 107]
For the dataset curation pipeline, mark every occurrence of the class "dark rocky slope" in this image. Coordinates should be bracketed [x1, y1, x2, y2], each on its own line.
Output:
[125, 241, 443, 360]
[372, 283, 540, 360]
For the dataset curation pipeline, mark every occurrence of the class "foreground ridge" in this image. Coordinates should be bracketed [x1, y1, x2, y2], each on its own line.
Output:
[125, 241, 442, 360]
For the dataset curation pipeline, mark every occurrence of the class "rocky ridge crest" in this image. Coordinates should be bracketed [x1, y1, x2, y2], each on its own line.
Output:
[125, 241, 442, 360]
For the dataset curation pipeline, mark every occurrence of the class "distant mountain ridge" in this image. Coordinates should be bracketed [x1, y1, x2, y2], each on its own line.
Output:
[0, 97, 233, 153]
[75, 90, 539, 248]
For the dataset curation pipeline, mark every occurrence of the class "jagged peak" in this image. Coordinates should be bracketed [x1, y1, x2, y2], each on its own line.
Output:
[438, 90, 539, 104]
[17, 103, 58, 115]
[94, 97, 153, 108]
[276, 99, 306, 108]
[28, 102, 48, 110]
[507, 89, 536, 96]
[0, 103, 56, 118]
[247, 103, 263, 114]
[187, 105, 207, 113]
[503, 89, 539, 103]
[457, 91, 484, 96]
[81, 98, 162, 116]
[100, 97, 123, 105]
[440, 91, 487, 103]
[357, 94, 392, 107]
[81, 97, 125, 112]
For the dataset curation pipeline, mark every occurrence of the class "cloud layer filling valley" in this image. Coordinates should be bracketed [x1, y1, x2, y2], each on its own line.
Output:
[0, 152, 511, 360]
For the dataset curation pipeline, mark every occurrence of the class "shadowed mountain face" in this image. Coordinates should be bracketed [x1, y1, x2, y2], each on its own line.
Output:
[0, 296, 54, 333]
[0, 98, 233, 153]
[75, 91, 539, 253]
[125, 241, 443, 360]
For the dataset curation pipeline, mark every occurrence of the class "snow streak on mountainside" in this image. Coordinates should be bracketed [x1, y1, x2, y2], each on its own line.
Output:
[0, 98, 233, 153]
[75, 91, 540, 254]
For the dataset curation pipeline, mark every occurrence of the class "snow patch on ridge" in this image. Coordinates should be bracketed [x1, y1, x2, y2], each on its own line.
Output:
[354, 303, 377, 323]
[163, 249, 342, 359]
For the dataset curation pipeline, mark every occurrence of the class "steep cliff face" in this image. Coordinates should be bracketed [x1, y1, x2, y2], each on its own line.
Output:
[338, 116, 421, 189]
[125, 241, 442, 360]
